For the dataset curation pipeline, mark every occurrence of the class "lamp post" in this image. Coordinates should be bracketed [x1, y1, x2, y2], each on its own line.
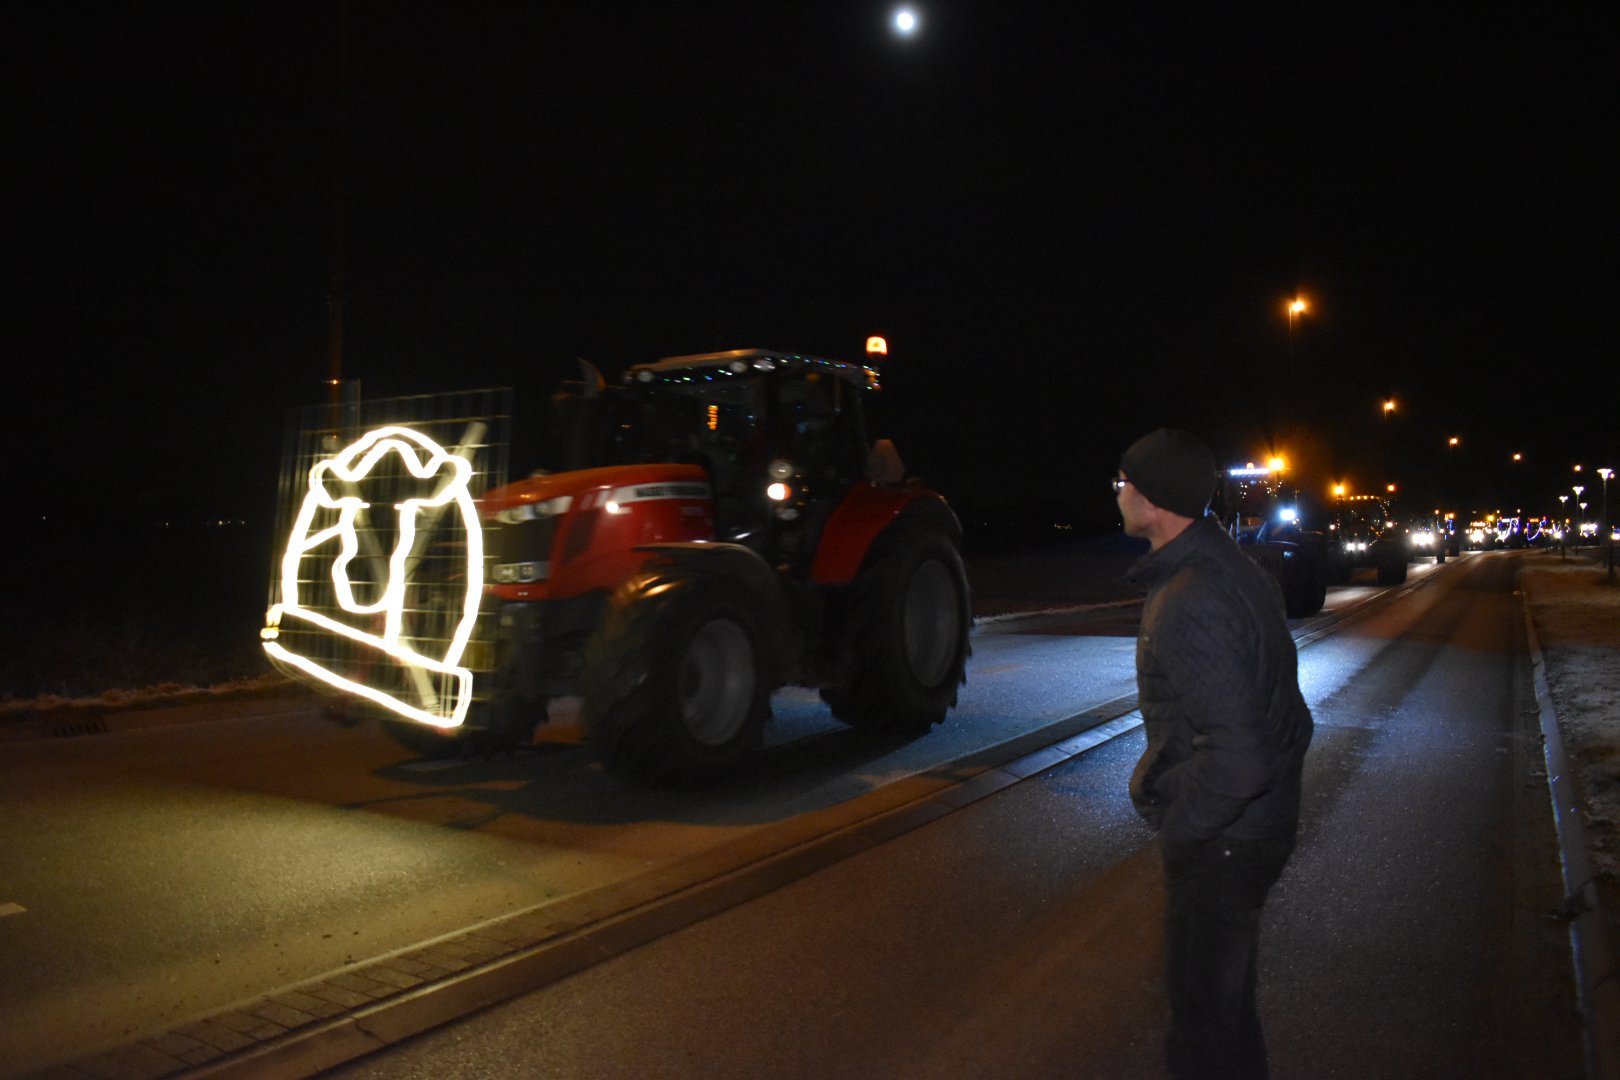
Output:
[1443, 436, 1462, 520]
[1559, 494, 1569, 559]
[1599, 467, 1614, 579]
[1283, 296, 1308, 420]
[1574, 484, 1588, 564]
[1378, 398, 1396, 495]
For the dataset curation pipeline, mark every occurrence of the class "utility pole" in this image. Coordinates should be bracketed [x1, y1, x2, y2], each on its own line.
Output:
[326, 0, 351, 431]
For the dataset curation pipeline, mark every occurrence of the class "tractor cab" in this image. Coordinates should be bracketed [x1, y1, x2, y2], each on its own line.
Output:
[1218, 464, 1291, 543]
[592, 349, 881, 570]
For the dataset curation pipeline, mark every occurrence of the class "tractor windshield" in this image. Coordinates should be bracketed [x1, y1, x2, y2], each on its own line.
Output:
[617, 367, 867, 483]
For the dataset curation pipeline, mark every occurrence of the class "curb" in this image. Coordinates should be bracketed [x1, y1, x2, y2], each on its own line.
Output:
[1522, 576, 1620, 1080]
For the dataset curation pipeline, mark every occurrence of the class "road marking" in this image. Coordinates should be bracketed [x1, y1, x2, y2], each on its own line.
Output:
[0, 903, 25, 918]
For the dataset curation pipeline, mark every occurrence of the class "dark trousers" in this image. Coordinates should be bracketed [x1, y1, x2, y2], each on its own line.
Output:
[1161, 834, 1295, 1080]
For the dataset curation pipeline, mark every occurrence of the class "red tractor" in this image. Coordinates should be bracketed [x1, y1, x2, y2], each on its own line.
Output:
[263, 349, 972, 783]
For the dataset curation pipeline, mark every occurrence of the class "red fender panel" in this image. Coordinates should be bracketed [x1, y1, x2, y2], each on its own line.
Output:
[810, 483, 957, 584]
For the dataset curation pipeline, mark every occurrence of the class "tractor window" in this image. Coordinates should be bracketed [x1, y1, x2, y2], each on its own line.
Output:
[613, 377, 766, 468]
[772, 370, 867, 482]
[1221, 477, 1277, 538]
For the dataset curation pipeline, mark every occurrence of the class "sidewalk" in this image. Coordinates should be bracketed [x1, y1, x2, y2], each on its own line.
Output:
[1520, 546, 1620, 961]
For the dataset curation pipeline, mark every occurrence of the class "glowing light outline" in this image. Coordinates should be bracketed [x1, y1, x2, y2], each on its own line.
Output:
[262, 425, 484, 729]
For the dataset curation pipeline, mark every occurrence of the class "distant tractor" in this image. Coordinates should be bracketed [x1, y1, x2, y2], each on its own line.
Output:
[262, 349, 972, 784]
[1404, 514, 1450, 565]
[1325, 494, 1408, 586]
[1215, 463, 1329, 619]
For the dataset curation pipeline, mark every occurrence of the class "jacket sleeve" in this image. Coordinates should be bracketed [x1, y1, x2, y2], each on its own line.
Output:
[1151, 592, 1277, 844]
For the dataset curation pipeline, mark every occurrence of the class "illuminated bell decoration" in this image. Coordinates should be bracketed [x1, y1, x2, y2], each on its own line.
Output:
[865, 335, 888, 357]
[261, 425, 484, 729]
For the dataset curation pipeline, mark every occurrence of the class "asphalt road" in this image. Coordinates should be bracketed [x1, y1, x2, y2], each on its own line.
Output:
[324, 551, 1581, 1080]
[0, 553, 1582, 1078]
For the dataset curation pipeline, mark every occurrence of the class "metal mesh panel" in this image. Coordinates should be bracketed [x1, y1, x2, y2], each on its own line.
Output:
[264, 387, 512, 719]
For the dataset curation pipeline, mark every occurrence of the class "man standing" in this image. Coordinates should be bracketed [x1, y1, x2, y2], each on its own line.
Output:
[1115, 428, 1314, 1080]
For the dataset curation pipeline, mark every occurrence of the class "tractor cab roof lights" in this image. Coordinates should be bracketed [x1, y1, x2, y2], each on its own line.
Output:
[628, 349, 881, 392]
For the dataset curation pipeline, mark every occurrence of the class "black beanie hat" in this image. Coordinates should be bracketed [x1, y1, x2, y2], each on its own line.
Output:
[1120, 428, 1217, 518]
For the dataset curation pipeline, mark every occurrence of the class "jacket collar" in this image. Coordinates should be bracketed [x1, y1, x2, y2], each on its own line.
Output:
[1127, 514, 1223, 590]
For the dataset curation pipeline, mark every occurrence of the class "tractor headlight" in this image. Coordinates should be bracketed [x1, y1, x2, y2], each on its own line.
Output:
[496, 495, 572, 524]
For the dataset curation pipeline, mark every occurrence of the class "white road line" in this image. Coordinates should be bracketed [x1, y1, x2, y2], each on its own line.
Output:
[0, 903, 26, 918]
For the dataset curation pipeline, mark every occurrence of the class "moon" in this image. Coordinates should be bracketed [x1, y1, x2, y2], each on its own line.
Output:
[893, 7, 919, 36]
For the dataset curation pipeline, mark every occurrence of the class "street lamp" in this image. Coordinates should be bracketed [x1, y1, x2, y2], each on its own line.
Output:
[1598, 467, 1614, 578]
[1287, 297, 1308, 355]
[1559, 493, 1570, 554]
[1283, 297, 1309, 414]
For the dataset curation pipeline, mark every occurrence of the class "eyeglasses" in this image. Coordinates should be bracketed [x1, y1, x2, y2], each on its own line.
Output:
[1111, 477, 1130, 493]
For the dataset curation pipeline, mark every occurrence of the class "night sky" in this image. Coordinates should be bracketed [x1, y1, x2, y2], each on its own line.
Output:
[13, 3, 1619, 535]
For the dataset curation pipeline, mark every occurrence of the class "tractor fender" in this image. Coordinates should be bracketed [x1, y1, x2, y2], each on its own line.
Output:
[810, 484, 962, 585]
[632, 541, 780, 590]
[630, 542, 792, 673]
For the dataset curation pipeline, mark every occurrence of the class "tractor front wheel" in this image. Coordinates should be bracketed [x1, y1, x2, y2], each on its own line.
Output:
[580, 571, 771, 784]
[1282, 545, 1327, 619]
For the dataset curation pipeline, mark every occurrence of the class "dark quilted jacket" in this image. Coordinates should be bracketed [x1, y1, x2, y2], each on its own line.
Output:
[1127, 516, 1314, 845]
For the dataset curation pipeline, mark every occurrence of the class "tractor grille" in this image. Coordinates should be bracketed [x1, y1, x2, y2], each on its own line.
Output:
[491, 515, 562, 583]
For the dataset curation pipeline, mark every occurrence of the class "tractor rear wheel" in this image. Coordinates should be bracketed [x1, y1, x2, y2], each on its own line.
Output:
[1376, 556, 1409, 586]
[580, 571, 771, 784]
[820, 528, 970, 733]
